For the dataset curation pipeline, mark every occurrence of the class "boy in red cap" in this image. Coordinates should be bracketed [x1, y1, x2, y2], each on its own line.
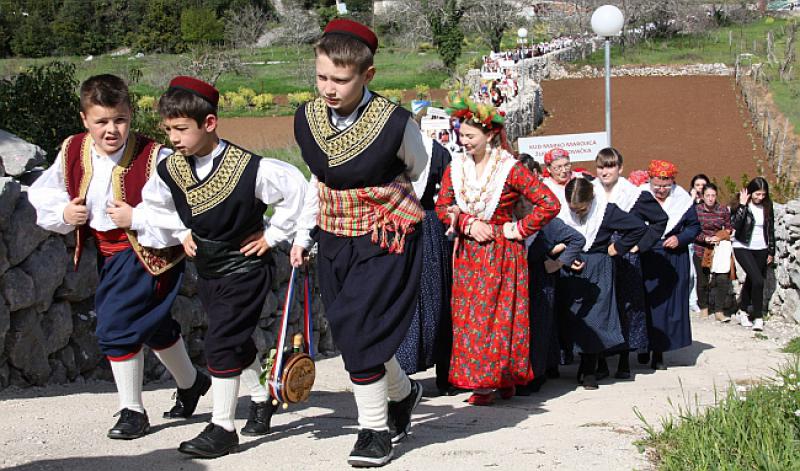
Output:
[29, 74, 208, 440]
[290, 19, 428, 467]
[137, 75, 307, 458]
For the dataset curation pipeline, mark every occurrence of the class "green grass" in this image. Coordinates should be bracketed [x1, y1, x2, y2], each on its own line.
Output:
[0, 45, 469, 97]
[259, 145, 308, 178]
[637, 357, 800, 470]
[784, 336, 800, 354]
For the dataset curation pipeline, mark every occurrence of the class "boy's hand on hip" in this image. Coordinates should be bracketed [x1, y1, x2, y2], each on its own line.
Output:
[183, 232, 197, 257]
[240, 230, 269, 256]
[64, 197, 88, 226]
[106, 199, 133, 229]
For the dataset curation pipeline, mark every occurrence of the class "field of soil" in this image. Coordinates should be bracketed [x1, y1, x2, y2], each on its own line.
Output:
[538, 75, 766, 189]
[219, 76, 766, 191]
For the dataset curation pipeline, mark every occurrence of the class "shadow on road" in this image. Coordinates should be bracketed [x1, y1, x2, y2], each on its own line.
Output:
[3, 449, 208, 471]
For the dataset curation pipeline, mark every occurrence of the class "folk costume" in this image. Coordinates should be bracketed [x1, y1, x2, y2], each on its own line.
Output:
[592, 177, 668, 356]
[139, 77, 307, 454]
[640, 161, 701, 367]
[293, 82, 428, 448]
[29, 130, 203, 438]
[557, 195, 646, 385]
[525, 217, 585, 392]
[434, 95, 560, 398]
[398, 137, 453, 393]
[542, 148, 583, 219]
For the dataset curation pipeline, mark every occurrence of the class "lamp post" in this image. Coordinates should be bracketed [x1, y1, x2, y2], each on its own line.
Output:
[517, 27, 528, 100]
[591, 5, 624, 146]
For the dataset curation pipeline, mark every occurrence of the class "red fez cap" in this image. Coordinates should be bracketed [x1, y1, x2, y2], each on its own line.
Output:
[648, 159, 678, 179]
[323, 19, 378, 54]
[544, 148, 570, 165]
[167, 76, 219, 107]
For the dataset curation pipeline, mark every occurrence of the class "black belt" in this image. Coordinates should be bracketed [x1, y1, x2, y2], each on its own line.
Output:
[192, 234, 271, 279]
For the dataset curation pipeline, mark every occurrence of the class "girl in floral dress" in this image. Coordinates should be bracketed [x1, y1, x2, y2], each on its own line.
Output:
[435, 94, 560, 405]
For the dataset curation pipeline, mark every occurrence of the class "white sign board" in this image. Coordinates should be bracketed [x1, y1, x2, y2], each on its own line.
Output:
[517, 132, 608, 163]
[426, 107, 449, 119]
[481, 72, 502, 80]
[421, 116, 451, 131]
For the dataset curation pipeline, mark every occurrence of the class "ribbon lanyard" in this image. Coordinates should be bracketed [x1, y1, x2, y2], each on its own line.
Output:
[268, 267, 313, 401]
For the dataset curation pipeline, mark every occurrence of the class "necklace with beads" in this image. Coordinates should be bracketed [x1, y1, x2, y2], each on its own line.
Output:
[459, 145, 502, 216]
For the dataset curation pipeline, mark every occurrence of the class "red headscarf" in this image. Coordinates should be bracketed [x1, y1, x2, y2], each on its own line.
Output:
[544, 147, 569, 165]
[648, 160, 677, 179]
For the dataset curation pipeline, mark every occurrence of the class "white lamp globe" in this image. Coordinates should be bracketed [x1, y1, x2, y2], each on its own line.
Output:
[517, 27, 528, 39]
[591, 5, 624, 37]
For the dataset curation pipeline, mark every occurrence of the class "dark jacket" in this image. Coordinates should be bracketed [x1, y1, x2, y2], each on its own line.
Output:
[731, 202, 775, 256]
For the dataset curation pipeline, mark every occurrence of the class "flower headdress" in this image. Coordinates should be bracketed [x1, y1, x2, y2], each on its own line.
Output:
[445, 91, 505, 130]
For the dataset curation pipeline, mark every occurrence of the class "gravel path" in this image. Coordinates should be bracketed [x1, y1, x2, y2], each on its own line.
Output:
[1, 315, 797, 471]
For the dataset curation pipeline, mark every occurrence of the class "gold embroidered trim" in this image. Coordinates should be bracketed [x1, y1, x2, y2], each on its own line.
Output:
[166, 145, 251, 217]
[305, 95, 397, 167]
[78, 135, 94, 199]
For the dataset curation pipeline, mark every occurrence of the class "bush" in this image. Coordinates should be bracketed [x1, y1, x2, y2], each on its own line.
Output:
[224, 92, 249, 110]
[0, 61, 82, 161]
[376, 89, 403, 104]
[252, 93, 275, 110]
[181, 7, 224, 44]
[287, 91, 314, 107]
[136, 96, 156, 112]
[237, 87, 257, 103]
[414, 84, 430, 100]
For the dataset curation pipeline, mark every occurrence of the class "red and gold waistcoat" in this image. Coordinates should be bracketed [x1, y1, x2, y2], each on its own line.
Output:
[60, 132, 184, 275]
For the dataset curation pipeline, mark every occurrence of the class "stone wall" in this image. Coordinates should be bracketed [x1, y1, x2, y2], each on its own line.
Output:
[769, 200, 800, 324]
[0, 172, 334, 391]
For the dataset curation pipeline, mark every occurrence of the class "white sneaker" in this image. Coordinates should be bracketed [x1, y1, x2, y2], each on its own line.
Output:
[740, 315, 753, 328]
[752, 319, 764, 331]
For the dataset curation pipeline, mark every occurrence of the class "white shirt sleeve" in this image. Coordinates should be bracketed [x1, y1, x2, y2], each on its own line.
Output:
[256, 158, 308, 247]
[397, 118, 429, 181]
[292, 174, 319, 251]
[28, 151, 73, 235]
[130, 148, 189, 248]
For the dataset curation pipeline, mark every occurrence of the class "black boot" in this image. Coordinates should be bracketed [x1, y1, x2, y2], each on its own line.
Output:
[651, 351, 666, 370]
[240, 400, 278, 436]
[107, 408, 150, 440]
[595, 356, 610, 380]
[164, 370, 211, 419]
[178, 423, 239, 458]
[388, 380, 423, 444]
[615, 352, 632, 379]
[348, 429, 393, 467]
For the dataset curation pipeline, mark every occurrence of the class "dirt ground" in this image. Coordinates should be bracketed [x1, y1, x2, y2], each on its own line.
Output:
[219, 76, 766, 194]
[1, 316, 797, 471]
[538, 75, 766, 189]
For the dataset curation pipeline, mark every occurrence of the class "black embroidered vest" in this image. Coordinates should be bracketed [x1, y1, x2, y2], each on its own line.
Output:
[157, 143, 266, 243]
[294, 94, 411, 190]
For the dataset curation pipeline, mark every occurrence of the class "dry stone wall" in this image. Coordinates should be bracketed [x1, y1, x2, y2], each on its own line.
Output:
[0, 145, 335, 391]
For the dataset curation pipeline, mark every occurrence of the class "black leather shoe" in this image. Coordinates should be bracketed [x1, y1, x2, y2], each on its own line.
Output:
[615, 353, 632, 379]
[388, 379, 423, 444]
[178, 423, 238, 458]
[240, 400, 278, 436]
[595, 356, 610, 380]
[107, 408, 150, 440]
[582, 374, 599, 390]
[348, 429, 393, 467]
[651, 351, 667, 371]
[164, 370, 211, 419]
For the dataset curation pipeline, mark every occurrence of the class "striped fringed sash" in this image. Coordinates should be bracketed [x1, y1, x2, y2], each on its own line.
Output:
[318, 176, 424, 254]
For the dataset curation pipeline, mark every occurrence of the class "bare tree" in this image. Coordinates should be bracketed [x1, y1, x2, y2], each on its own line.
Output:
[224, 4, 272, 51]
[177, 44, 248, 86]
[462, 0, 522, 53]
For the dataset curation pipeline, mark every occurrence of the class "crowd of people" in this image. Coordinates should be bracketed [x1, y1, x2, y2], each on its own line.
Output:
[25, 18, 776, 469]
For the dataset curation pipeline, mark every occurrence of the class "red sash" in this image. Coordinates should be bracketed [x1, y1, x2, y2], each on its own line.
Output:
[61, 133, 184, 275]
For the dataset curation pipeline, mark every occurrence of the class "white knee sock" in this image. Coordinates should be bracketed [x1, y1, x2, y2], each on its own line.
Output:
[240, 357, 268, 403]
[352, 376, 389, 431]
[211, 376, 240, 432]
[153, 338, 196, 389]
[385, 356, 411, 402]
[110, 350, 145, 414]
